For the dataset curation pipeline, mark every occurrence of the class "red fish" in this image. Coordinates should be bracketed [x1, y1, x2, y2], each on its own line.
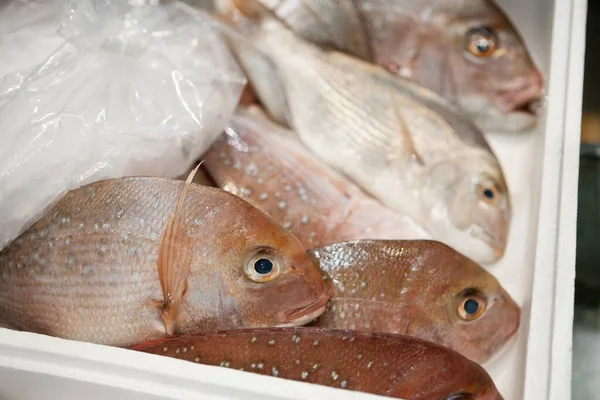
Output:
[132, 327, 504, 400]
[0, 168, 329, 346]
[309, 240, 520, 364]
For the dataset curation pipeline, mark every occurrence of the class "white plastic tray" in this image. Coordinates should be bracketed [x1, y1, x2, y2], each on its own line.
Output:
[0, 0, 586, 399]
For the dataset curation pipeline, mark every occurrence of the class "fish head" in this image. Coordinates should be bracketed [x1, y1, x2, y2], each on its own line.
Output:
[432, 366, 505, 400]
[425, 151, 510, 264]
[417, 0, 544, 132]
[215, 198, 329, 328]
[409, 242, 520, 364]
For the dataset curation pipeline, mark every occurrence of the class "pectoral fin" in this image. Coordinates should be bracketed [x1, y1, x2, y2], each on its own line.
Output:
[155, 163, 201, 335]
[390, 92, 425, 166]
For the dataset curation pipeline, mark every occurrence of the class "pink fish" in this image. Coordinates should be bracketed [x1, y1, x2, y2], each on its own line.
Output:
[217, 0, 544, 132]
[0, 169, 329, 346]
[202, 105, 430, 250]
[132, 327, 504, 400]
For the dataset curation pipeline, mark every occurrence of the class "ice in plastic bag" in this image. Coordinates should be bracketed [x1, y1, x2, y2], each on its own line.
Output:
[0, 0, 65, 106]
[0, 0, 246, 249]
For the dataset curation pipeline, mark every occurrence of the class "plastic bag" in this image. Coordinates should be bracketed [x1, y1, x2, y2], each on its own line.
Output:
[0, 0, 246, 249]
[0, 0, 65, 106]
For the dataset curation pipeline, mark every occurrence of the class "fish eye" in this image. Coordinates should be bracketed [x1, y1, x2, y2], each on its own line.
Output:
[446, 394, 474, 400]
[244, 248, 281, 283]
[465, 27, 498, 58]
[483, 188, 495, 200]
[478, 181, 501, 204]
[457, 291, 487, 321]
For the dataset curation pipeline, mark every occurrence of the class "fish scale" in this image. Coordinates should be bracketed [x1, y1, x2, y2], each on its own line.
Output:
[203, 106, 430, 250]
[220, 0, 543, 132]
[309, 240, 520, 363]
[217, 2, 511, 264]
[0, 177, 329, 347]
[132, 327, 503, 399]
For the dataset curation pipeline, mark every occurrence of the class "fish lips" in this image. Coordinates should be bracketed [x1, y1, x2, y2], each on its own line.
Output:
[277, 293, 329, 326]
[480, 71, 544, 132]
[473, 105, 539, 133]
[484, 299, 521, 363]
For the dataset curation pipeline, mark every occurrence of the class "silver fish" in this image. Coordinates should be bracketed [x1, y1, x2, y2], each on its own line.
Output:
[217, 0, 544, 132]
[202, 105, 430, 249]
[214, 2, 511, 264]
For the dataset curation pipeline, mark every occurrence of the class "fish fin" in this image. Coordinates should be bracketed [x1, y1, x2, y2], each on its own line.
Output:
[237, 105, 299, 142]
[215, 0, 290, 39]
[230, 47, 293, 126]
[207, 0, 297, 125]
[155, 163, 202, 335]
[229, 0, 276, 21]
[286, 0, 372, 60]
[390, 92, 425, 166]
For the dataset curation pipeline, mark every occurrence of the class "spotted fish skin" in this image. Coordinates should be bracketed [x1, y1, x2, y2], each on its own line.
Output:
[308, 240, 520, 364]
[213, 1, 511, 266]
[132, 327, 504, 400]
[0, 177, 328, 347]
[202, 106, 429, 249]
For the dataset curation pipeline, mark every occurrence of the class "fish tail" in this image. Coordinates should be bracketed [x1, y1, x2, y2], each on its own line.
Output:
[210, 0, 301, 61]
[228, 0, 283, 27]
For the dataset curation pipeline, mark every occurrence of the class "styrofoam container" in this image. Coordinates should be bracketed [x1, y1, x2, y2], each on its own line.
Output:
[0, 0, 587, 399]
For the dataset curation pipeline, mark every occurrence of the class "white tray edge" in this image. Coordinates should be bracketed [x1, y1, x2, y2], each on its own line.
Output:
[523, 0, 587, 399]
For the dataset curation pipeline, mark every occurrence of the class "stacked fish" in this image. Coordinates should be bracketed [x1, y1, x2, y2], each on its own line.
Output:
[0, 0, 544, 399]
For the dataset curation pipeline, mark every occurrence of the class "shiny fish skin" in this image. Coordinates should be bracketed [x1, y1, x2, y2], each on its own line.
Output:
[202, 105, 430, 249]
[216, 3, 511, 265]
[309, 240, 520, 364]
[226, 0, 371, 59]
[215, 0, 371, 125]
[218, 0, 543, 133]
[0, 177, 328, 346]
[132, 327, 504, 400]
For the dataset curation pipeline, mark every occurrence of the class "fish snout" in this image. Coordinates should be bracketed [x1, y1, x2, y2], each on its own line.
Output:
[477, 388, 505, 400]
[489, 234, 507, 262]
[469, 222, 508, 263]
[486, 293, 521, 360]
[492, 69, 544, 115]
[277, 291, 329, 326]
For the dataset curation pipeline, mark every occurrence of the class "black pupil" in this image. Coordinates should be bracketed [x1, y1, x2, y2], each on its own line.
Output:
[446, 394, 472, 400]
[464, 299, 480, 315]
[254, 258, 273, 274]
[476, 39, 489, 53]
[483, 188, 495, 199]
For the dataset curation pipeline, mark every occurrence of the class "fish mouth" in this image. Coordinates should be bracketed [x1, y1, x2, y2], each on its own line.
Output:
[492, 71, 544, 117]
[469, 225, 506, 257]
[487, 307, 521, 361]
[277, 293, 329, 325]
[514, 98, 542, 114]
[484, 328, 518, 366]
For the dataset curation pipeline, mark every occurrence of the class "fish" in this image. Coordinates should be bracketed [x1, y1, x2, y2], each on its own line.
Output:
[132, 327, 504, 400]
[217, 0, 544, 133]
[0, 171, 329, 347]
[202, 105, 430, 250]
[309, 240, 520, 364]
[208, 2, 511, 265]
[177, 165, 217, 187]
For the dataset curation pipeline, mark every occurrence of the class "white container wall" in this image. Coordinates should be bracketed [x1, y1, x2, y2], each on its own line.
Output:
[0, 0, 586, 399]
